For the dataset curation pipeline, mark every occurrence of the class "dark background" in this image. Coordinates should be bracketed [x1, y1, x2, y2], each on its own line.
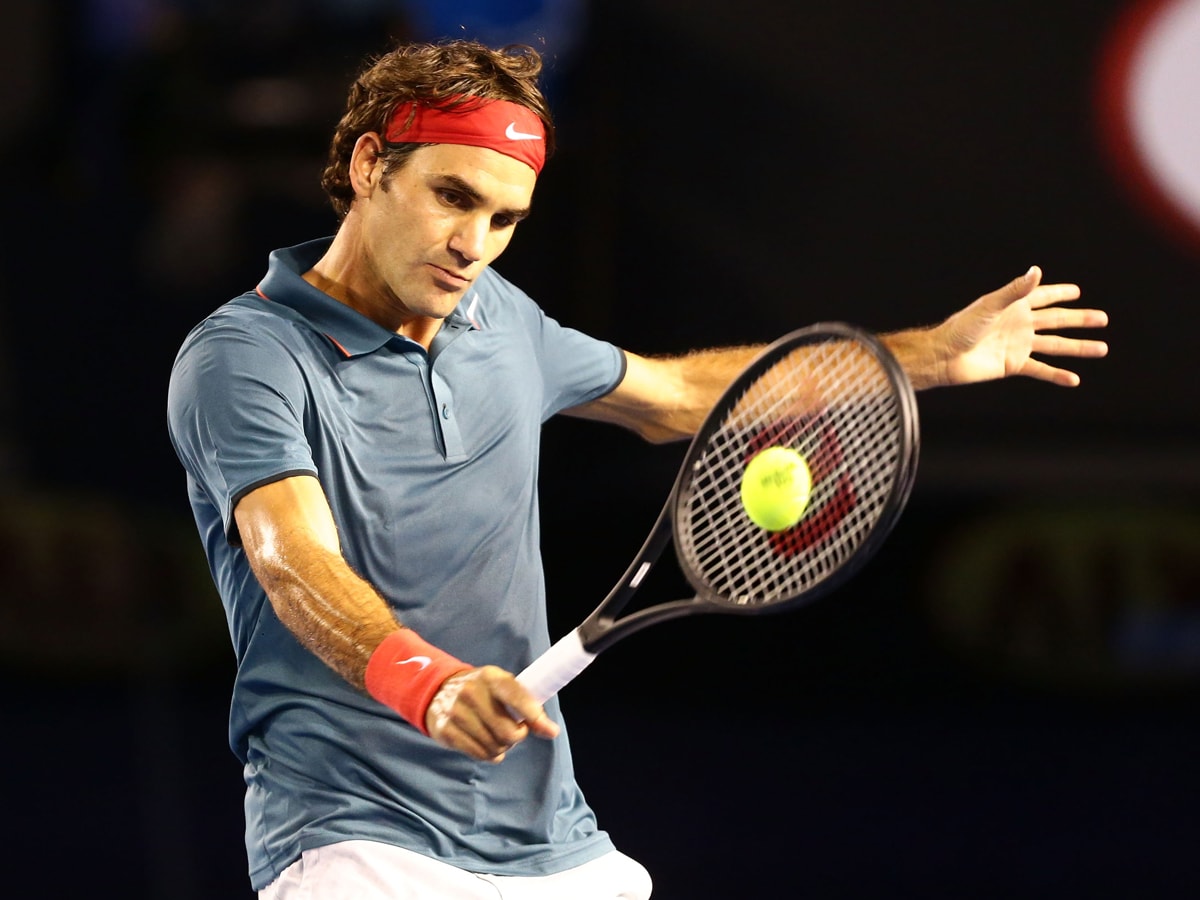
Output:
[3, 0, 1199, 897]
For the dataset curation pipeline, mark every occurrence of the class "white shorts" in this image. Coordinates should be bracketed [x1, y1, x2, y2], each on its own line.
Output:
[258, 840, 653, 900]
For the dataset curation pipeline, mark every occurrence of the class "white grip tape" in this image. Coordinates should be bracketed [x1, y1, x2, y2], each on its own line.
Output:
[516, 629, 597, 703]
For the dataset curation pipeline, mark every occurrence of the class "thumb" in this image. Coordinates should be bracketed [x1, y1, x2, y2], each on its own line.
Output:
[980, 265, 1041, 313]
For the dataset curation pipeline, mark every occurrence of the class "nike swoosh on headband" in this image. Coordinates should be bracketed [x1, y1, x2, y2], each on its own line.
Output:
[505, 122, 541, 141]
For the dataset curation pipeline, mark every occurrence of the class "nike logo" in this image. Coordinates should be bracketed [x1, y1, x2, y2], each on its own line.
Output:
[505, 122, 540, 141]
[394, 655, 432, 671]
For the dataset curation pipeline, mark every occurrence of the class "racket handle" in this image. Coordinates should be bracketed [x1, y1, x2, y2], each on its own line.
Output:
[516, 629, 597, 703]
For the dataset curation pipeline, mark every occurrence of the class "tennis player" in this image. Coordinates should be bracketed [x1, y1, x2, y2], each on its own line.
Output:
[166, 38, 1108, 899]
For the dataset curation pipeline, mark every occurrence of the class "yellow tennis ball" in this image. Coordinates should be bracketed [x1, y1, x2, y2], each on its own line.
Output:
[740, 446, 812, 531]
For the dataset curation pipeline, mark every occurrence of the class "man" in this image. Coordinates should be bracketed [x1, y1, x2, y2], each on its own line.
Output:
[167, 39, 1108, 899]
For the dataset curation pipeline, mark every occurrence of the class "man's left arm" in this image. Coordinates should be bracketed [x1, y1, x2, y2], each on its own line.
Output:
[565, 265, 1108, 442]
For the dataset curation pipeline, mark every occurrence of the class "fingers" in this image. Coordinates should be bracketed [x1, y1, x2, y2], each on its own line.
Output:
[980, 266, 1086, 314]
[1027, 297, 1109, 369]
[1026, 281, 1083, 309]
[427, 666, 559, 763]
[1024, 277, 1108, 378]
[507, 698, 562, 740]
[1030, 304, 1105, 330]
[1022, 335, 1109, 385]
[1020, 358, 1082, 387]
[1031, 333, 1109, 360]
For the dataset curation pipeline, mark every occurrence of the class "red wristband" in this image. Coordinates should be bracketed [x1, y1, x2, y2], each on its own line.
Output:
[364, 630, 472, 734]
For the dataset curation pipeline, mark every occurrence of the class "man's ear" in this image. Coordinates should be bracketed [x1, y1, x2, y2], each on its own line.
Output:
[348, 132, 386, 199]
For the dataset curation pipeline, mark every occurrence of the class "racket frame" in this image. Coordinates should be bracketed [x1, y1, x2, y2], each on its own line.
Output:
[517, 323, 919, 701]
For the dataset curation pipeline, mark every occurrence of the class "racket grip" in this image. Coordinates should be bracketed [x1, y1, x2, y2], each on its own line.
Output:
[516, 629, 597, 703]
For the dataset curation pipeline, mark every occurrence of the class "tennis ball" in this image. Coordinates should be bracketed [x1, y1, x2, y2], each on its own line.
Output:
[740, 446, 812, 531]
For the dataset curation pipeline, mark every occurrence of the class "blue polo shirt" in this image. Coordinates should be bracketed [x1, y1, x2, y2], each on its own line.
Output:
[167, 238, 626, 890]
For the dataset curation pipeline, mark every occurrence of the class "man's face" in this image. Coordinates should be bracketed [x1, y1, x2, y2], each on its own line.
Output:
[347, 141, 536, 329]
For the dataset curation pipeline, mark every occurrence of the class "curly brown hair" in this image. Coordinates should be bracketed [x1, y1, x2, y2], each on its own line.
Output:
[320, 40, 557, 220]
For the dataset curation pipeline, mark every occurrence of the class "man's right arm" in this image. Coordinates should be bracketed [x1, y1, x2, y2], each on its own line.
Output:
[233, 474, 558, 759]
[233, 474, 399, 689]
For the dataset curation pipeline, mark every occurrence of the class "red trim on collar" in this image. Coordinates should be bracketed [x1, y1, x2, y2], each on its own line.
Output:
[325, 334, 351, 357]
[256, 283, 349, 357]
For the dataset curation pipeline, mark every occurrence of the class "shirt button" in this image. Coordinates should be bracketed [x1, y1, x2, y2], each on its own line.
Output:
[441, 404, 451, 419]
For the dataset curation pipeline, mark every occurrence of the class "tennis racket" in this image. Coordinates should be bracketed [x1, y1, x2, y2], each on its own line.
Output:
[517, 322, 920, 702]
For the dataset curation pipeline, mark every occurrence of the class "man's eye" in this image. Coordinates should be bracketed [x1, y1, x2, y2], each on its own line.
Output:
[438, 189, 468, 207]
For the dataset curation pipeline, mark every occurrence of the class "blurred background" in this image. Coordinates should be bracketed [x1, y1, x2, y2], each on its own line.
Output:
[3, 0, 1200, 896]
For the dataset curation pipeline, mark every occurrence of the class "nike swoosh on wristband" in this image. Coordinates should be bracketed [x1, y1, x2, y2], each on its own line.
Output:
[505, 122, 541, 141]
[394, 655, 432, 670]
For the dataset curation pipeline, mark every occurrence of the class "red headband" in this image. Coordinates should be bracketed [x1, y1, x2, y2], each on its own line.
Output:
[384, 96, 546, 175]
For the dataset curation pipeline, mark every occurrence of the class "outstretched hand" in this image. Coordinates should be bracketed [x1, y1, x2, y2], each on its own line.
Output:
[931, 266, 1109, 388]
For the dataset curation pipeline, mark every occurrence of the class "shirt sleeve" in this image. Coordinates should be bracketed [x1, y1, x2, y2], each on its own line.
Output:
[537, 315, 626, 419]
[167, 309, 319, 540]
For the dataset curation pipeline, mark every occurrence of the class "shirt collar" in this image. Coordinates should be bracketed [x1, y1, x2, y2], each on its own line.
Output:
[255, 238, 478, 357]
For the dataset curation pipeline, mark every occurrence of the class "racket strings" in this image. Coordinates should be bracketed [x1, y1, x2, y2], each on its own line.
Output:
[677, 339, 907, 606]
